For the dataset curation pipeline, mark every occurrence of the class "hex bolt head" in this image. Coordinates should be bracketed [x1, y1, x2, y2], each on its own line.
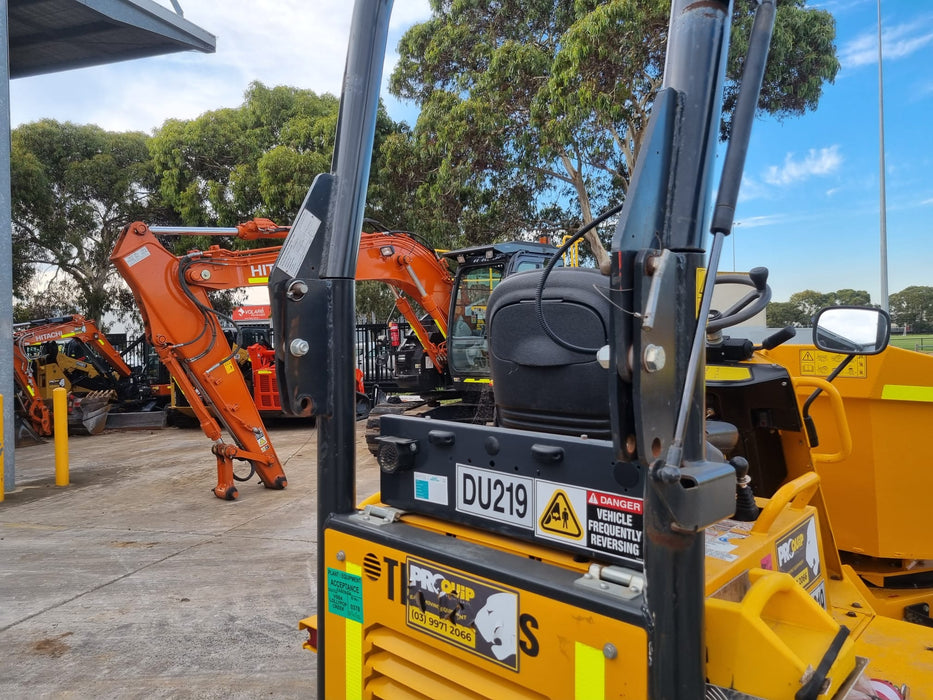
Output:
[643, 344, 666, 372]
[336, 551, 346, 562]
[286, 279, 309, 301]
[603, 643, 618, 660]
[290, 338, 310, 357]
[200, 269, 211, 280]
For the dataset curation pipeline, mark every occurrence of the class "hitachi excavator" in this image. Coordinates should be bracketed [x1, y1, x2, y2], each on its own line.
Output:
[13, 314, 150, 436]
[12, 341, 52, 441]
[110, 219, 290, 500]
[269, 0, 933, 698]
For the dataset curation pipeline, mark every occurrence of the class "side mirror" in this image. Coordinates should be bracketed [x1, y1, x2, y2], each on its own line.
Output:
[813, 306, 890, 356]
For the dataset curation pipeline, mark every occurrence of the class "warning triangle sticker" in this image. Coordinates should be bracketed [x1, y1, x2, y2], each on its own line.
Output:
[539, 490, 583, 540]
[802, 351, 814, 361]
[588, 492, 598, 505]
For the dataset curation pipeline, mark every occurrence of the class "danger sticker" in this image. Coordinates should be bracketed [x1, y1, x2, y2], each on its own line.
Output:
[533, 481, 644, 564]
[586, 490, 644, 561]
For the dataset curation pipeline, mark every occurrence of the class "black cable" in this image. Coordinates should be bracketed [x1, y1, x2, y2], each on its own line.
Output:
[175, 255, 242, 367]
[534, 202, 624, 354]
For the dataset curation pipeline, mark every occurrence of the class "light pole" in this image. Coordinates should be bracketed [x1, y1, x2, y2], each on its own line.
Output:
[878, 0, 889, 313]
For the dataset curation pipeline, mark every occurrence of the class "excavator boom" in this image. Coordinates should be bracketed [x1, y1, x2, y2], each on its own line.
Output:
[111, 221, 287, 500]
[356, 231, 453, 373]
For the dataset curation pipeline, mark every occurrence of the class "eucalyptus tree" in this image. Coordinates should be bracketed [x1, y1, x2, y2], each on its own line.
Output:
[390, 0, 840, 267]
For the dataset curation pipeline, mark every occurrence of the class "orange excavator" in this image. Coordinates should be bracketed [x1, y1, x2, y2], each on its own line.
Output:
[111, 217, 553, 497]
[12, 341, 52, 440]
[13, 314, 142, 437]
[111, 219, 289, 500]
[357, 228, 453, 385]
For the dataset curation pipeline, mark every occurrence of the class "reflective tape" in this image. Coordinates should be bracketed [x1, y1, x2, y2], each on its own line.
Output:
[345, 562, 363, 700]
[881, 384, 933, 402]
[575, 641, 605, 700]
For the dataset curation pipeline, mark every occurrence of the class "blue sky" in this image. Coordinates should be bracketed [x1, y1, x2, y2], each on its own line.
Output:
[735, 0, 933, 302]
[9, 0, 931, 304]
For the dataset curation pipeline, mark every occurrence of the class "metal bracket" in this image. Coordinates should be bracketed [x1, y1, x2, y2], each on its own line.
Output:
[355, 504, 406, 526]
[574, 563, 645, 601]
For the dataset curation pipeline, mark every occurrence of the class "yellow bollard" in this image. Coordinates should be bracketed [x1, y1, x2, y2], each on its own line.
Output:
[53, 387, 69, 487]
[1, 393, 5, 502]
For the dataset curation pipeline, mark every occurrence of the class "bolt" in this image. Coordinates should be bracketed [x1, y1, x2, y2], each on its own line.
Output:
[603, 643, 618, 660]
[200, 269, 211, 280]
[336, 551, 346, 562]
[596, 344, 610, 369]
[290, 338, 310, 357]
[286, 279, 309, 301]
[643, 344, 666, 372]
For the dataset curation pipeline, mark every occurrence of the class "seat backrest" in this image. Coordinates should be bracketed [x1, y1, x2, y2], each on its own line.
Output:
[486, 267, 611, 438]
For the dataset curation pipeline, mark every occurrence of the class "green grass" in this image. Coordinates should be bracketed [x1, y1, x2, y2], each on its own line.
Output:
[889, 334, 933, 351]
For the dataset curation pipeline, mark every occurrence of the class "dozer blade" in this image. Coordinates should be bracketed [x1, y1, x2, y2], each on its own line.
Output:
[69, 391, 115, 436]
[104, 410, 168, 430]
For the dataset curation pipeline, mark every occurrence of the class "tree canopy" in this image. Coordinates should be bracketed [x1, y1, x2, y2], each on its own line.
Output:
[766, 288, 873, 328]
[11, 120, 163, 326]
[149, 82, 404, 229]
[889, 287, 933, 334]
[390, 0, 840, 267]
[11, 85, 413, 327]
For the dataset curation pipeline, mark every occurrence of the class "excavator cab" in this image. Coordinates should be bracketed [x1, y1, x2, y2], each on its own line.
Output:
[391, 241, 560, 391]
[444, 242, 559, 384]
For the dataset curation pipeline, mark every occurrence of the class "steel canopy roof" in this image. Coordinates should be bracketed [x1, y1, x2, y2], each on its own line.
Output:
[8, 0, 215, 79]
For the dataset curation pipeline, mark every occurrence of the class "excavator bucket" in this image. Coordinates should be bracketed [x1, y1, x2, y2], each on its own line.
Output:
[68, 391, 115, 436]
[13, 414, 45, 446]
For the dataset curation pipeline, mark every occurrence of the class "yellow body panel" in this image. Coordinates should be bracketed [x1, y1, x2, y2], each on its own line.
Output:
[765, 344, 933, 562]
[322, 527, 648, 700]
[315, 469, 933, 698]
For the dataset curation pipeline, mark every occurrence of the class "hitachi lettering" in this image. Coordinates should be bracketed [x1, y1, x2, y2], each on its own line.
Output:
[250, 263, 274, 277]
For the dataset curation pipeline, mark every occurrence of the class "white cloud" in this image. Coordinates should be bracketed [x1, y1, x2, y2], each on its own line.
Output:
[921, 197, 933, 206]
[734, 214, 787, 229]
[840, 17, 933, 69]
[763, 146, 843, 186]
[10, 0, 432, 132]
[737, 175, 768, 203]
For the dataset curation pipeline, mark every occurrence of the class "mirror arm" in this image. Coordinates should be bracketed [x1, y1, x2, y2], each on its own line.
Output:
[801, 354, 855, 448]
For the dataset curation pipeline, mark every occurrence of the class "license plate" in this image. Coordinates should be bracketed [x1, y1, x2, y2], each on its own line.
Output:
[456, 464, 534, 529]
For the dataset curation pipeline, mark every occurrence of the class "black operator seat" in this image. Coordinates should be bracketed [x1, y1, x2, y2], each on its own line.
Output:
[486, 267, 611, 439]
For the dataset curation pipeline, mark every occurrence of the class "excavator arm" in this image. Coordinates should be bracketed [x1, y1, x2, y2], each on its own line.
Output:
[356, 231, 453, 374]
[150, 220, 456, 376]
[11, 341, 52, 437]
[110, 221, 287, 500]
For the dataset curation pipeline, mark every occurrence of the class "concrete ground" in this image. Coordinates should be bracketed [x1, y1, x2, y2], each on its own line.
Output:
[0, 419, 379, 699]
